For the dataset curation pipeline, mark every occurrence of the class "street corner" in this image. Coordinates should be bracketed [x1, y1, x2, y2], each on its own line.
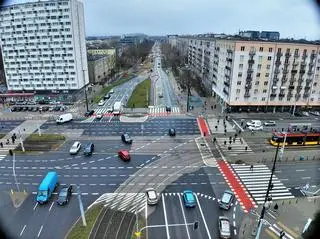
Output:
[9, 190, 29, 208]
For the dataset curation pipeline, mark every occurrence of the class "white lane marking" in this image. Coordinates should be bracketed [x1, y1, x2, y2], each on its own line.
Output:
[178, 194, 191, 239]
[296, 169, 305, 172]
[19, 225, 26, 237]
[108, 116, 113, 122]
[302, 177, 311, 179]
[49, 202, 54, 212]
[33, 203, 38, 210]
[161, 194, 170, 239]
[145, 200, 148, 239]
[195, 194, 212, 239]
[37, 225, 43, 238]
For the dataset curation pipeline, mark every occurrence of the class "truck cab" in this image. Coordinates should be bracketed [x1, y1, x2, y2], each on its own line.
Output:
[37, 171, 58, 204]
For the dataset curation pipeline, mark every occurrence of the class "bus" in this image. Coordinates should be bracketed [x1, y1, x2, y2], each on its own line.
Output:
[270, 131, 320, 146]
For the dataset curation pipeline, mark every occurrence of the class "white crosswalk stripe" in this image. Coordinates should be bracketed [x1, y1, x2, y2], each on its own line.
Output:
[93, 193, 146, 213]
[0, 155, 6, 161]
[195, 137, 217, 167]
[148, 106, 180, 116]
[232, 164, 294, 204]
[216, 137, 253, 156]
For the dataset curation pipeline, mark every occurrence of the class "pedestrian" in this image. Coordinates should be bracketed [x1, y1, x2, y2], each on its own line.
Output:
[224, 140, 227, 145]
[245, 146, 248, 151]
[215, 125, 218, 131]
[235, 133, 238, 138]
[233, 138, 236, 143]
[229, 140, 232, 144]
[13, 133, 16, 140]
[217, 119, 220, 124]
[250, 164, 253, 171]
[211, 105, 213, 110]
[251, 130, 254, 135]
[6, 139, 9, 145]
[213, 137, 216, 143]
[214, 104, 216, 109]
[11, 136, 15, 144]
[0, 142, 3, 148]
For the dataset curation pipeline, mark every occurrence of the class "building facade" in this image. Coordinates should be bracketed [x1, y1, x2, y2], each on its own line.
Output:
[175, 35, 320, 111]
[0, 0, 89, 93]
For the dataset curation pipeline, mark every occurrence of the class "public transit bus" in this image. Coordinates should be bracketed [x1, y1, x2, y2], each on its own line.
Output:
[270, 131, 320, 146]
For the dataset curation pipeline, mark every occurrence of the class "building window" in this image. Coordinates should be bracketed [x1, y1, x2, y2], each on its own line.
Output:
[262, 97, 266, 101]
[254, 89, 258, 94]
[258, 56, 263, 63]
[238, 72, 242, 77]
[239, 64, 243, 70]
[237, 81, 241, 85]
[259, 47, 263, 52]
[264, 81, 268, 85]
[240, 55, 244, 62]
[240, 46, 245, 51]
[266, 65, 271, 69]
[265, 73, 269, 77]
[256, 73, 261, 77]
[236, 89, 240, 93]
[268, 48, 273, 52]
[257, 64, 262, 69]
[263, 89, 267, 93]
[267, 56, 272, 61]
[255, 81, 259, 85]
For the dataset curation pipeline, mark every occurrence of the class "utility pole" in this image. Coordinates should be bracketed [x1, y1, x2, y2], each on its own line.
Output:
[255, 142, 280, 238]
[77, 185, 87, 226]
[9, 150, 20, 192]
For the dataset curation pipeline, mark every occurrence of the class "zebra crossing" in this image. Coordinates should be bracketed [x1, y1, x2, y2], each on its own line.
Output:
[148, 106, 180, 116]
[195, 137, 217, 167]
[0, 154, 6, 161]
[231, 164, 294, 204]
[93, 107, 114, 114]
[216, 137, 253, 156]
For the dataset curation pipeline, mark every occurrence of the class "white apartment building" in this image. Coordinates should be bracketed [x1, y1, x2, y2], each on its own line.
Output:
[175, 36, 320, 112]
[0, 0, 88, 93]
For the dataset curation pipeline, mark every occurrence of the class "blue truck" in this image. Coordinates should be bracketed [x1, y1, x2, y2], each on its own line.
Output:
[36, 171, 58, 204]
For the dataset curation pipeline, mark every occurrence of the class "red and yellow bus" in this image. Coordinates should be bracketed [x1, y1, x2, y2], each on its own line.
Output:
[270, 131, 320, 146]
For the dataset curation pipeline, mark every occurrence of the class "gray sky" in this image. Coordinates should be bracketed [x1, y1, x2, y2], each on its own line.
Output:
[4, 0, 320, 39]
[83, 0, 320, 39]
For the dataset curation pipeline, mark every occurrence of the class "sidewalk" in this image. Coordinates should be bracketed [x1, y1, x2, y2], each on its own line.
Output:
[0, 119, 47, 155]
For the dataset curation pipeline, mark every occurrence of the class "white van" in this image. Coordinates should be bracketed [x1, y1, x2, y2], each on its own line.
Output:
[246, 120, 262, 127]
[56, 113, 73, 124]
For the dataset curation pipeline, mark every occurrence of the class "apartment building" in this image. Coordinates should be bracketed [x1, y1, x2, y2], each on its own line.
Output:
[175, 36, 320, 112]
[0, 0, 88, 93]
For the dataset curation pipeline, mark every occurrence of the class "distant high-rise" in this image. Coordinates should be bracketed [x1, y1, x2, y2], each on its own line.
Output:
[0, 0, 88, 93]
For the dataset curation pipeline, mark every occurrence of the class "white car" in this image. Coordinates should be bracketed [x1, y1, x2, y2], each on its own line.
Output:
[248, 125, 263, 131]
[69, 141, 81, 155]
[218, 216, 231, 239]
[96, 113, 103, 119]
[109, 89, 114, 94]
[98, 100, 105, 106]
[106, 106, 113, 113]
[145, 188, 159, 205]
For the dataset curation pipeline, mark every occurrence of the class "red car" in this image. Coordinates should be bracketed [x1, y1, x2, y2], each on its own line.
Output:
[118, 150, 131, 161]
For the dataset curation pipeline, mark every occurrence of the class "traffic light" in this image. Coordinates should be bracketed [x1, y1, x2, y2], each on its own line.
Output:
[193, 221, 199, 230]
[9, 149, 13, 156]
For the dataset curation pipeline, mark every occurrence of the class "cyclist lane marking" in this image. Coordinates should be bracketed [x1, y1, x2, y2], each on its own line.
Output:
[216, 160, 256, 213]
[197, 117, 210, 136]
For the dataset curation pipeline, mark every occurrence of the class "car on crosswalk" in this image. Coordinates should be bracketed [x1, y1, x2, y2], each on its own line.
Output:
[219, 190, 234, 210]
[96, 113, 103, 120]
[98, 100, 105, 106]
[263, 121, 276, 126]
[248, 125, 263, 131]
[121, 133, 133, 144]
[168, 128, 176, 136]
[145, 188, 159, 205]
[183, 190, 196, 208]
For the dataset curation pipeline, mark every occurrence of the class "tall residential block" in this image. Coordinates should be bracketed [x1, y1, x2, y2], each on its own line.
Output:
[0, 0, 89, 93]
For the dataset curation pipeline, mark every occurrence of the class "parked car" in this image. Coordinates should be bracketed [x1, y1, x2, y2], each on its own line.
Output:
[302, 112, 309, 117]
[263, 121, 276, 126]
[32, 107, 39, 112]
[42, 106, 49, 111]
[121, 133, 133, 144]
[294, 112, 304, 117]
[219, 190, 234, 210]
[28, 107, 34, 111]
[118, 150, 131, 161]
[310, 111, 320, 116]
[96, 113, 103, 119]
[11, 107, 17, 112]
[168, 128, 176, 136]
[218, 216, 231, 238]
[56, 185, 73, 205]
[69, 141, 81, 155]
[98, 100, 105, 106]
[145, 188, 159, 205]
[104, 94, 111, 100]
[83, 143, 94, 156]
[23, 107, 28, 111]
[85, 110, 95, 117]
[248, 125, 263, 131]
[183, 190, 196, 208]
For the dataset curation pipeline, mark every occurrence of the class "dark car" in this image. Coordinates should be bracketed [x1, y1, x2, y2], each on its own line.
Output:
[11, 107, 17, 112]
[121, 133, 133, 144]
[23, 107, 28, 111]
[104, 94, 111, 100]
[166, 106, 171, 112]
[84, 143, 94, 156]
[28, 107, 34, 111]
[56, 186, 73, 205]
[42, 106, 49, 111]
[168, 128, 176, 136]
[16, 107, 23, 112]
[85, 110, 95, 117]
[53, 106, 61, 111]
[32, 107, 39, 112]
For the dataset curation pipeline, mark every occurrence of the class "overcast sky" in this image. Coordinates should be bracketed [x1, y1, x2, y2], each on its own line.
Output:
[82, 0, 320, 39]
[4, 0, 320, 39]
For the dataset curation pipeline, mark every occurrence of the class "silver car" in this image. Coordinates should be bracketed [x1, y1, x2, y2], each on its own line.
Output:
[219, 190, 234, 210]
[69, 141, 81, 155]
[218, 216, 231, 238]
[145, 188, 159, 205]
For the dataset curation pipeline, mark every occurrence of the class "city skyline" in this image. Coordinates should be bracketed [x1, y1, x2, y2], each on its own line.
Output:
[3, 0, 320, 40]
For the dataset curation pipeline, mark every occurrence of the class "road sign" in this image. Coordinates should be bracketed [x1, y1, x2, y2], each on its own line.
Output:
[134, 231, 141, 237]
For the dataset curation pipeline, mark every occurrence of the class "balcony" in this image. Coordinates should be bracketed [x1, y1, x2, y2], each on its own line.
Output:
[307, 70, 314, 76]
[296, 85, 302, 90]
[247, 68, 253, 74]
[227, 49, 233, 54]
[285, 52, 291, 58]
[309, 61, 314, 67]
[270, 93, 277, 97]
[248, 59, 255, 64]
[225, 66, 231, 71]
[246, 75, 253, 81]
[306, 78, 312, 84]
[249, 50, 256, 56]
[275, 60, 281, 66]
[225, 74, 230, 79]
[273, 77, 279, 83]
[223, 88, 229, 95]
[299, 70, 305, 74]
[226, 58, 232, 62]
[281, 78, 287, 83]
[304, 86, 311, 91]
[224, 81, 230, 87]
[274, 69, 280, 75]
[291, 69, 298, 74]
[310, 53, 316, 59]
[245, 83, 252, 89]
[244, 92, 250, 98]
[284, 61, 290, 66]
[300, 61, 306, 67]
[302, 54, 308, 60]
[303, 93, 310, 98]
[277, 52, 283, 57]
[292, 61, 299, 66]
[279, 93, 285, 97]
[289, 85, 295, 90]
[294, 53, 300, 58]
[283, 69, 288, 74]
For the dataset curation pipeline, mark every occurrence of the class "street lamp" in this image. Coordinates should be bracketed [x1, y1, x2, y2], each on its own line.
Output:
[9, 149, 20, 192]
[82, 69, 89, 112]
[255, 141, 280, 238]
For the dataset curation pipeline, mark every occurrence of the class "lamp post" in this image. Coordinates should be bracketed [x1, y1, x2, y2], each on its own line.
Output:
[82, 69, 89, 112]
[255, 141, 280, 238]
